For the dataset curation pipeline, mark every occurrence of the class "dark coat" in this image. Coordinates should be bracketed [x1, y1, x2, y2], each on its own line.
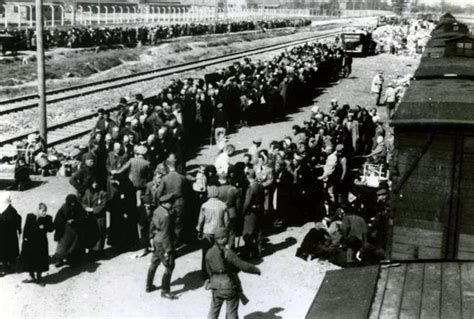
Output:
[20, 214, 53, 272]
[0, 205, 22, 263]
[107, 178, 138, 249]
[242, 180, 264, 237]
[54, 195, 86, 260]
[69, 166, 96, 196]
[81, 188, 107, 249]
[217, 183, 241, 219]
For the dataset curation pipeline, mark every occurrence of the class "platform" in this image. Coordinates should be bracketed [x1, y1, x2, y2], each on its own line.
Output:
[307, 262, 474, 319]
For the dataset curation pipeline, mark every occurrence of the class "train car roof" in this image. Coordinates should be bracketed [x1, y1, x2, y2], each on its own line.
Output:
[415, 56, 474, 78]
[391, 78, 474, 126]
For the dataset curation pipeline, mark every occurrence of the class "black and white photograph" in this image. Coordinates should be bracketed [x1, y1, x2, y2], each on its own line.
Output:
[0, 0, 473, 317]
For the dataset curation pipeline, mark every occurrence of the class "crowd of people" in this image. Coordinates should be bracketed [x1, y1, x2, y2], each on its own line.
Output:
[0, 22, 409, 317]
[373, 18, 432, 55]
[1, 19, 311, 51]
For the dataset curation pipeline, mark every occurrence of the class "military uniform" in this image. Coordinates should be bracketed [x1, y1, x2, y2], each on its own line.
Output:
[146, 195, 176, 297]
[217, 181, 241, 248]
[206, 236, 260, 319]
[156, 170, 187, 246]
[242, 179, 264, 258]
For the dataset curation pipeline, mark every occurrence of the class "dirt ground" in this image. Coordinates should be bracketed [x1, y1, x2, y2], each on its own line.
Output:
[0, 52, 419, 318]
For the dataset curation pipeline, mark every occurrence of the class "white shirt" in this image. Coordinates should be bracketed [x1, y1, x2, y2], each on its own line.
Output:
[215, 152, 229, 175]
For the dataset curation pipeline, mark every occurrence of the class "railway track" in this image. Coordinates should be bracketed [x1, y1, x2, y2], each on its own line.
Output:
[0, 30, 339, 148]
[0, 30, 339, 115]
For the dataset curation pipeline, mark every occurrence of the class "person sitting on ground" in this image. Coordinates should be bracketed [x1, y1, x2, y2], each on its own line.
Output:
[296, 221, 329, 261]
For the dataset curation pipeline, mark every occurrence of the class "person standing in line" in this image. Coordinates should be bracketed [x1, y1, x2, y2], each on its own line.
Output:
[0, 192, 22, 275]
[20, 203, 53, 285]
[206, 228, 261, 319]
[81, 180, 108, 258]
[53, 194, 86, 267]
[196, 186, 229, 278]
[146, 193, 177, 300]
[242, 169, 264, 259]
[217, 172, 241, 249]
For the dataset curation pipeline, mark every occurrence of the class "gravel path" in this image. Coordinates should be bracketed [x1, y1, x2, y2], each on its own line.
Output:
[0, 52, 419, 318]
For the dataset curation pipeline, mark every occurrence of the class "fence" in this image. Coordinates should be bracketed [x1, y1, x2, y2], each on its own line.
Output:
[0, 5, 393, 29]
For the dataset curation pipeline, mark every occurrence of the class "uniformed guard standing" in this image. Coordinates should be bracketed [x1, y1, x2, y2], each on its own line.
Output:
[146, 193, 177, 300]
[205, 228, 261, 319]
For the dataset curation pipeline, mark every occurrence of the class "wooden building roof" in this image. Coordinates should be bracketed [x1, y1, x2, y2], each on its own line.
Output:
[391, 78, 474, 126]
[370, 262, 474, 318]
[415, 57, 474, 78]
[307, 262, 474, 319]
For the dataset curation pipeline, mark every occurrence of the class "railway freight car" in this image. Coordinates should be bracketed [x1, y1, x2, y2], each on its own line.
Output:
[388, 14, 474, 261]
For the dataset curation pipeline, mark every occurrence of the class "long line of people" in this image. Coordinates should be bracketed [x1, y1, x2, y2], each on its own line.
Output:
[0, 33, 389, 292]
[1, 19, 311, 51]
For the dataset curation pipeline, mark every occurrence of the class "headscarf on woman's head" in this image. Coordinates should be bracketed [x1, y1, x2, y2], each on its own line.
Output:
[0, 191, 12, 212]
[65, 194, 78, 207]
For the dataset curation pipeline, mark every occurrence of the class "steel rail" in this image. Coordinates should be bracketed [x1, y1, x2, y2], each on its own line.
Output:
[0, 30, 339, 116]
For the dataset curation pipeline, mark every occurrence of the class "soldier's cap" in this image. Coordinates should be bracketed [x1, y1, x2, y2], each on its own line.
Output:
[159, 193, 174, 203]
[376, 188, 389, 196]
[214, 228, 228, 239]
[207, 186, 219, 198]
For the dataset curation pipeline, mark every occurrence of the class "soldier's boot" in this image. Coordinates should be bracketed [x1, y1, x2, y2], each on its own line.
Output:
[146, 266, 158, 292]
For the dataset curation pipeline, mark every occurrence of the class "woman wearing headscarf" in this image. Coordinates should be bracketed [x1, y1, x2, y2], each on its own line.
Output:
[107, 175, 138, 252]
[53, 194, 86, 267]
[20, 203, 53, 285]
[0, 192, 22, 274]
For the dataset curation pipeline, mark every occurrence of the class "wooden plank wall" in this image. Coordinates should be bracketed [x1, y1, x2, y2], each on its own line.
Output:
[369, 262, 474, 319]
[390, 131, 455, 260]
[457, 147, 474, 259]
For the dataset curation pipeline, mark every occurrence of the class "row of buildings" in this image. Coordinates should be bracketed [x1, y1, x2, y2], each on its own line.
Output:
[0, 0, 395, 28]
[0, 0, 393, 10]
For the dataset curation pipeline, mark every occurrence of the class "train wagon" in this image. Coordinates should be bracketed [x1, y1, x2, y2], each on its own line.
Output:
[388, 14, 474, 261]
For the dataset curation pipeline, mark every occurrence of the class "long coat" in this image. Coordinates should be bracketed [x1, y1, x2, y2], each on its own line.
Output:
[82, 188, 107, 250]
[242, 180, 264, 237]
[54, 198, 86, 261]
[0, 205, 22, 264]
[107, 178, 138, 250]
[20, 214, 53, 272]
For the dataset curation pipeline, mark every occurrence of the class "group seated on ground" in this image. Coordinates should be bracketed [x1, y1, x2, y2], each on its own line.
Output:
[0, 19, 311, 51]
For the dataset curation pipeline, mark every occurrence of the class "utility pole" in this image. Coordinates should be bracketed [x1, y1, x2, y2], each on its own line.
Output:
[440, 0, 445, 13]
[35, 0, 47, 147]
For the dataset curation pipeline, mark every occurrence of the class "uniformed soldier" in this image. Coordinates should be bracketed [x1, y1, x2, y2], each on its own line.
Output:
[217, 172, 241, 249]
[146, 193, 177, 299]
[155, 160, 187, 248]
[206, 228, 261, 319]
[242, 169, 264, 259]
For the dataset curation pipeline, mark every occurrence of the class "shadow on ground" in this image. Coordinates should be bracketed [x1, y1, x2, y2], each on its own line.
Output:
[244, 307, 285, 319]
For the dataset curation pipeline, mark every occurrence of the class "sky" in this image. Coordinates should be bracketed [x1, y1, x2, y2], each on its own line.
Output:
[417, 0, 473, 7]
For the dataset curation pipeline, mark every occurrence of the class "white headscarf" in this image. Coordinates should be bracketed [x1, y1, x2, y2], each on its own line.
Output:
[0, 191, 12, 213]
